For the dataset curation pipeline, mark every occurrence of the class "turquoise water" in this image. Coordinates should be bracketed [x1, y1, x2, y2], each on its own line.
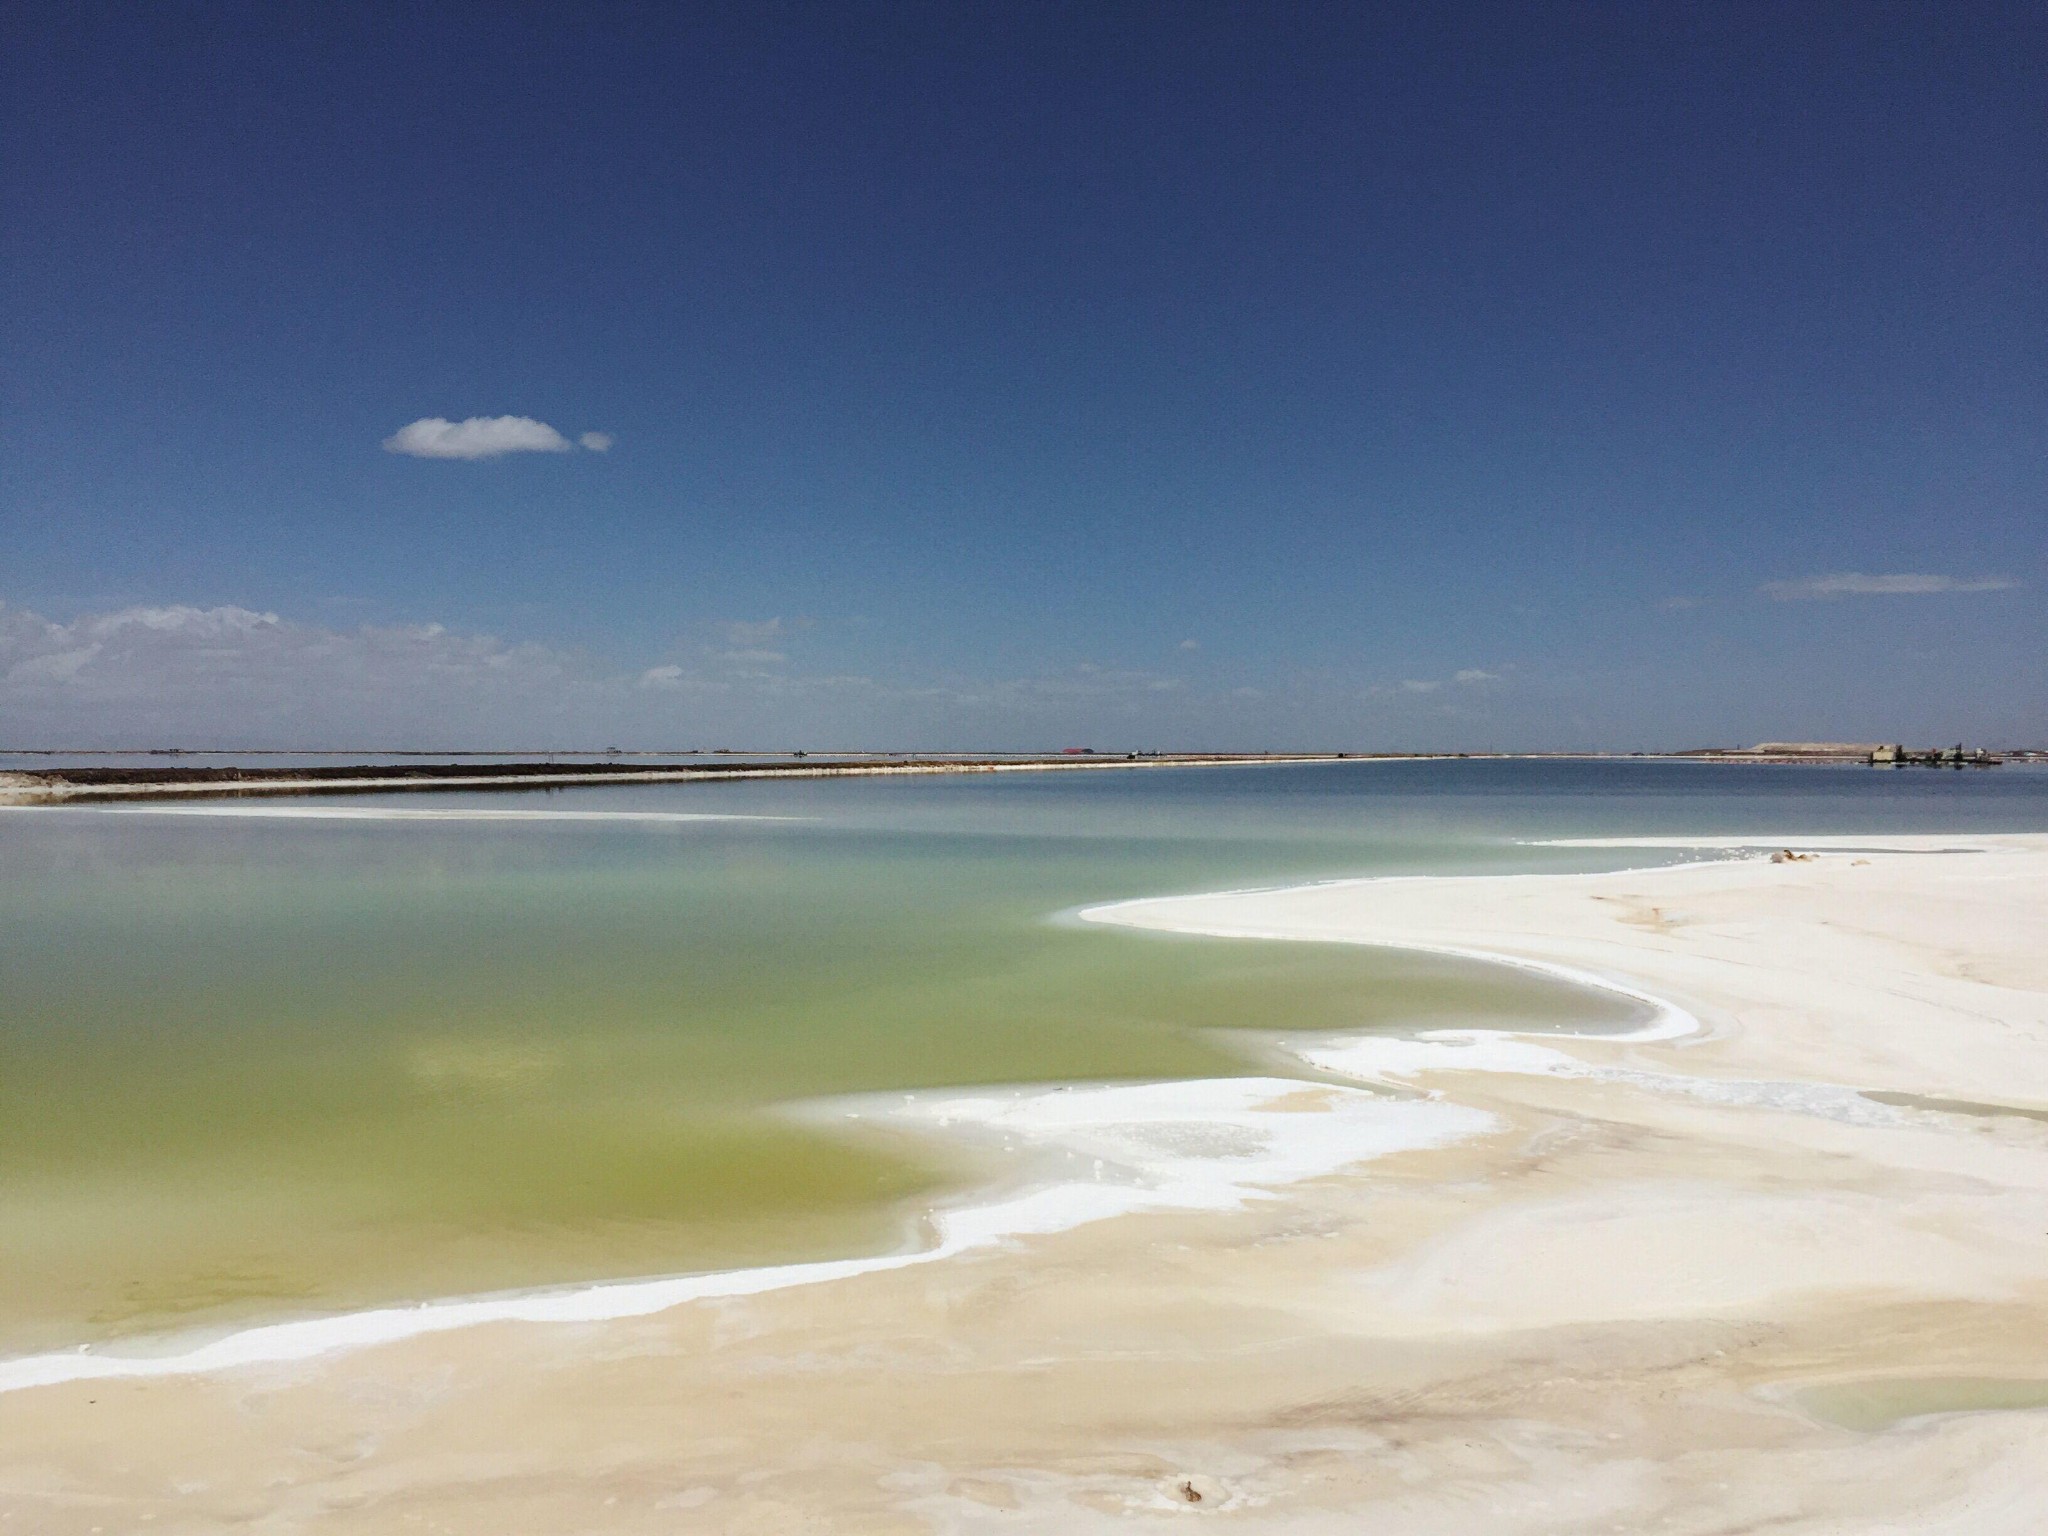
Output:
[4, 759, 2045, 1354]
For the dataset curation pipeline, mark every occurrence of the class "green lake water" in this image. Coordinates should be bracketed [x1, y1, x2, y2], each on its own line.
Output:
[5, 758, 2046, 1355]
[1797, 1376, 2048, 1432]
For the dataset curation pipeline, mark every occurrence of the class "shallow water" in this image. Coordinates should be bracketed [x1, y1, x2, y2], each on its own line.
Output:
[4, 758, 2046, 1355]
[1797, 1377, 2048, 1432]
[1860, 1091, 2048, 1124]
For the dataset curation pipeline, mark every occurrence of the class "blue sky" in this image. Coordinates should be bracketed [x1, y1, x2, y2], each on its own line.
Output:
[3, 1, 2041, 749]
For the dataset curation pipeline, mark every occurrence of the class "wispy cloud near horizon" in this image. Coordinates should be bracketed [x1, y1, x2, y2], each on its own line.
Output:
[383, 416, 610, 460]
[1368, 667, 1504, 700]
[4, 590, 2029, 754]
[0, 600, 592, 746]
[1761, 572, 2018, 600]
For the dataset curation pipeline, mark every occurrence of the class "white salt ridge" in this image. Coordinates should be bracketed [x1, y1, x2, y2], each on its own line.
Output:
[1528, 835, 2013, 853]
[826, 1076, 1496, 1228]
[1084, 859, 1930, 1135]
[0, 1077, 1491, 1396]
[1302, 1035, 1906, 1127]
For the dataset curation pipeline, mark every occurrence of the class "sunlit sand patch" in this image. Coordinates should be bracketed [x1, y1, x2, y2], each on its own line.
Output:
[1252, 1086, 1346, 1114]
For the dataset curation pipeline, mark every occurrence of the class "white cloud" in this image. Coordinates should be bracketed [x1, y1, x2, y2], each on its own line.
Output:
[1761, 572, 2017, 600]
[638, 665, 684, 690]
[1179, 638, 1200, 651]
[578, 432, 614, 452]
[382, 416, 601, 460]
[1661, 595, 1703, 611]
[702, 619, 795, 671]
[1364, 667, 1507, 701]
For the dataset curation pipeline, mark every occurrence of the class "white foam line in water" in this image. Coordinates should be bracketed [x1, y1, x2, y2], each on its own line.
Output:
[0, 1076, 1492, 1396]
[0, 805, 788, 823]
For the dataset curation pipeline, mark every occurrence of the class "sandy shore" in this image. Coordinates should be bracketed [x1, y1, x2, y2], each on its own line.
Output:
[5, 836, 2047, 1531]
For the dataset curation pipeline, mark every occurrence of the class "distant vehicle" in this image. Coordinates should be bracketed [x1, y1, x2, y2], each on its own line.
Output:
[1061, 747, 1094, 755]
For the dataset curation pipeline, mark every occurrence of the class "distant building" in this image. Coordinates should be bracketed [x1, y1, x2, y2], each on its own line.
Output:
[1749, 742, 1891, 758]
[1737, 741, 1983, 767]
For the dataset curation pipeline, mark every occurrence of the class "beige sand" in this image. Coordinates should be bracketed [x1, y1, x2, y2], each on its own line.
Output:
[5, 836, 2047, 1532]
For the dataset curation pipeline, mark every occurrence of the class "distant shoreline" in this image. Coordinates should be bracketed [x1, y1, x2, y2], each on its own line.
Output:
[0, 753, 1346, 804]
[0, 748, 2026, 804]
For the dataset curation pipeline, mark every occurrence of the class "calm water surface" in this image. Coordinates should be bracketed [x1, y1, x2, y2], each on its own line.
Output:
[5, 759, 2046, 1354]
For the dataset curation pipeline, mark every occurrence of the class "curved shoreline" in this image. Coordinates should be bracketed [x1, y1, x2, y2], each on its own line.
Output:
[4, 834, 2040, 1405]
[6, 833, 2048, 1531]
[0, 1076, 1499, 1396]
[0, 849, 1723, 1397]
[1081, 882, 1707, 1045]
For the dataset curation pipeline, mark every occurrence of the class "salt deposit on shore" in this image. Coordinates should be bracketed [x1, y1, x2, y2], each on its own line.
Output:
[5, 835, 2046, 1532]
[0, 1078, 1490, 1395]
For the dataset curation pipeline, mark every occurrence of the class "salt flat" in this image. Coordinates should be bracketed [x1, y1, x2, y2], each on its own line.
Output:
[5, 836, 2047, 1531]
